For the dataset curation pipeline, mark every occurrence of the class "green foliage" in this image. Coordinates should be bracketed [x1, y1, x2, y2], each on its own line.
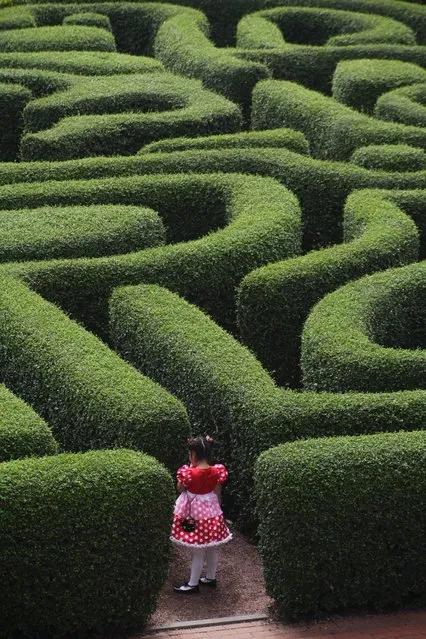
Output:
[0, 24, 116, 52]
[237, 7, 416, 49]
[108, 283, 426, 534]
[21, 72, 241, 160]
[109, 284, 278, 470]
[139, 128, 310, 155]
[252, 79, 426, 161]
[0, 81, 31, 160]
[255, 431, 426, 617]
[0, 50, 164, 74]
[376, 83, 426, 127]
[0, 204, 165, 262]
[0, 384, 57, 461]
[30, 1, 186, 56]
[0, 449, 175, 635]
[0, 146, 425, 251]
[0, 274, 190, 466]
[0, 6, 35, 29]
[351, 144, 426, 171]
[19, 0, 426, 47]
[333, 59, 426, 114]
[0, 173, 301, 333]
[302, 260, 426, 392]
[154, 9, 269, 112]
[237, 189, 419, 386]
[63, 11, 112, 31]
[239, 42, 426, 96]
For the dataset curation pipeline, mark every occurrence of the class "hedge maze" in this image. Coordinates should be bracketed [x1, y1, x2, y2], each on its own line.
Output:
[0, 0, 425, 633]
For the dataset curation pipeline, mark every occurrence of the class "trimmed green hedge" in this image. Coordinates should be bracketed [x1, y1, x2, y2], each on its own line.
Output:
[0, 384, 57, 461]
[139, 127, 309, 155]
[376, 83, 426, 127]
[63, 11, 112, 31]
[378, 188, 426, 257]
[109, 284, 278, 469]
[0, 5, 35, 29]
[0, 204, 165, 262]
[0, 173, 301, 333]
[0, 449, 174, 635]
[350, 144, 426, 171]
[0, 50, 164, 74]
[108, 283, 426, 532]
[255, 431, 426, 617]
[0, 81, 31, 161]
[302, 260, 426, 392]
[0, 146, 425, 251]
[237, 189, 419, 386]
[21, 72, 241, 160]
[237, 42, 426, 96]
[30, 1, 187, 56]
[332, 59, 426, 114]
[0, 24, 116, 52]
[237, 7, 416, 49]
[252, 79, 426, 161]
[15, 0, 426, 47]
[154, 9, 269, 112]
[0, 274, 189, 466]
[0, 66, 70, 97]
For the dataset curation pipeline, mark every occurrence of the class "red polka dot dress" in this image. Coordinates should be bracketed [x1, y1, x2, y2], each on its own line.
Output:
[171, 464, 232, 548]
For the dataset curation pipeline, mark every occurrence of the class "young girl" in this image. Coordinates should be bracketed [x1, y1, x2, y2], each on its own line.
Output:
[171, 435, 232, 593]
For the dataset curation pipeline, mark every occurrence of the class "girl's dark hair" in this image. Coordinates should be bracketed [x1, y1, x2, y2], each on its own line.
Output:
[188, 435, 214, 463]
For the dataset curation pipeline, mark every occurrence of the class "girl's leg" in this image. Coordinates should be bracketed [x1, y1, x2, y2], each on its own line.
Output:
[205, 547, 219, 580]
[188, 547, 205, 587]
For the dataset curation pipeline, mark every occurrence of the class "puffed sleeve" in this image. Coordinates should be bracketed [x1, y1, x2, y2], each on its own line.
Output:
[214, 464, 228, 484]
[176, 465, 192, 488]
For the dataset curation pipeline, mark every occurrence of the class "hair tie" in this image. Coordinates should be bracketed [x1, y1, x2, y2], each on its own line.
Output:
[205, 435, 213, 443]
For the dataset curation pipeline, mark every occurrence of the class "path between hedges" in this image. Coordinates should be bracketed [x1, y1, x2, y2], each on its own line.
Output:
[130, 525, 426, 639]
[147, 526, 273, 626]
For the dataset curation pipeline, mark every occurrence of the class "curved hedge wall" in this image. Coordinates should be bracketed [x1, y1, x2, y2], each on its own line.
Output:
[0, 172, 301, 333]
[301, 260, 426, 392]
[0, 449, 175, 635]
[20, 72, 241, 160]
[237, 189, 419, 386]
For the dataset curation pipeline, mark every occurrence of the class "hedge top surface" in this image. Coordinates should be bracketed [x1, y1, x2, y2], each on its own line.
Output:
[0, 24, 116, 51]
[0, 204, 166, 261]
[350, 144, 426, 172]
[252, 78, 426, 161]
[0, 50, 164, 74]
[375, 83, 426, 128]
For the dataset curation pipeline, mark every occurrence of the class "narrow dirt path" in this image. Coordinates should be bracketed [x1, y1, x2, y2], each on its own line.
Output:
[147, 526, 273, 627]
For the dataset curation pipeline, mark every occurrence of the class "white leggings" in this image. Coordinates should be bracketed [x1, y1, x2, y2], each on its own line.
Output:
[188, 546, 219, 587]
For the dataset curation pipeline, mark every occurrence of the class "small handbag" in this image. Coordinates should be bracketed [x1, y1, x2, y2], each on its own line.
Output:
[181, 492, 197, 532]
[181, 473, 210, 533]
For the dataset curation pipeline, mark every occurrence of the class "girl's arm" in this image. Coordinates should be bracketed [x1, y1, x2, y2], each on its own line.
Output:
[177, 481, 186, 493]
[213, 483, 222, 504]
